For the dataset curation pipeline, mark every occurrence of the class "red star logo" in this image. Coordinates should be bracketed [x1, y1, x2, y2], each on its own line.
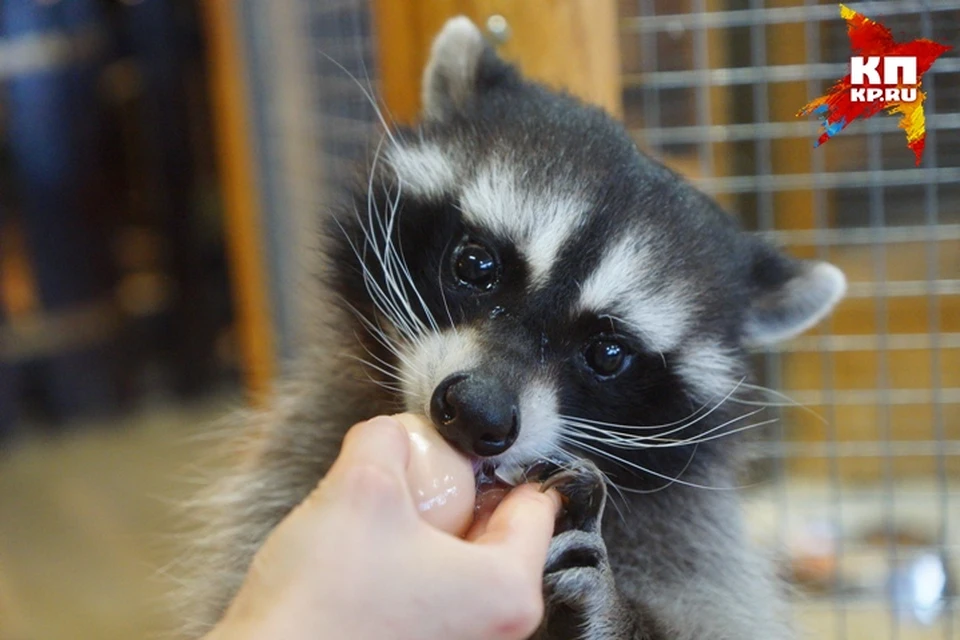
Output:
[797, 4, 951, 165]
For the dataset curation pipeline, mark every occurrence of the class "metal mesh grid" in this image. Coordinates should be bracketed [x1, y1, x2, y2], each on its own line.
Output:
[246, 0, 958, 636]
[305, 1, 379, 181]
[236, 0, 379, 357]
[621, 1, 959, 637]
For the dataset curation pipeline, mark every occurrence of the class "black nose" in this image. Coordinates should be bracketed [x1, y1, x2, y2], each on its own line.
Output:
[430, 373, 519, 457]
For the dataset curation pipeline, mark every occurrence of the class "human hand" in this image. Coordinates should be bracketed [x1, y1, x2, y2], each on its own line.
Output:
[204, 415, 561, 640]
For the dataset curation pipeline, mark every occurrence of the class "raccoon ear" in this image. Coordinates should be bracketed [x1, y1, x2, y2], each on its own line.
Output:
[742, 244, 846, 347]
[421, 17, 510, 120]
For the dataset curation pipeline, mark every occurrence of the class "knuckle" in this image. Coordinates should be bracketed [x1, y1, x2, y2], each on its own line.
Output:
[492, 589, 544, 639]
[488, 566, 545, 638]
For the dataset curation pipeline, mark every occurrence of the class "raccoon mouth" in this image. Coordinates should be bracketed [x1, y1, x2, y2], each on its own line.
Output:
[472, 458, 561, 489]
[472, 458, 566, 520]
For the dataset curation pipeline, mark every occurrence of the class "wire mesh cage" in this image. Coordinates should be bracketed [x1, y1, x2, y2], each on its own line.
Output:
[619, 2, 958, 638]
[240, 1, 958, 638]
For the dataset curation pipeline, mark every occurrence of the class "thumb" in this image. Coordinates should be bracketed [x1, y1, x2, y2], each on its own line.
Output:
[312, 416, 414, 517]
[330, 415, 411, 478]
[473, 484, 561, 578]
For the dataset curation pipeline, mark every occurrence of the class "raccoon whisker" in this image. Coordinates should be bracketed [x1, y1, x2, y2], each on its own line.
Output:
[531, 444, 630, 523]
[646, 405, 766, 442]
[352, 333, 419, 394]
[558, 428, 663, 452]
[369, 379, 406, 395]
[383, 176, 442, 335]
[338, 297, 403, 359]
[361, 322, 422, 381]
[653, 408, 768, 447]
[373, 168, 437, 341]
[334, 210, 423, 346]
[622, 443, 701, 495]
[373, 208, 434, 344]
[559, 422, 683, 447]
[564, 407, 768, 451]
[605, 314, 667, 369]
[350, 361, 406, 395]
[557, 376, 747, 436]
[557, 436, 739, 492]
[353, 313, 405, 361]
[345, 353, 403, 384]
[729, 382, 827, 424]
[437, 264, 457, 335]
[361, 139, 429, 343]
[557, 404, 710, 432]
[315, 50, 400, 150]
[601, 471, 631, 523]
[355, 138, 425, 344]
[340, 300, 425, 380]
[673, 417, 779, 447]
[355, 339, 404, 378]
[358, 231, 423, 346]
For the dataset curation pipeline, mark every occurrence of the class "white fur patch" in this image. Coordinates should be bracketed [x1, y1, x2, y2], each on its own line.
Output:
[491, 379, 564, 476]
[387, 143, 458, 199]
[401, 328, 482, 415]
[461, 159, 588, 286]
[578, 235, 692, 353]
[675, 340, 743, 402]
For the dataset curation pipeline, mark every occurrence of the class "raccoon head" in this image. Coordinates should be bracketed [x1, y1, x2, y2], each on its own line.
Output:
[329, 17, 845, 490]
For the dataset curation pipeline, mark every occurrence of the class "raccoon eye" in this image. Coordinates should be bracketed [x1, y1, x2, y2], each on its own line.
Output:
[583, 338, 630, 377]
[452, 241, 499, 290]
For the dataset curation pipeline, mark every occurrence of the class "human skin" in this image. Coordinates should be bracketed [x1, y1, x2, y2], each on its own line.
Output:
[203, 416, 561, 640]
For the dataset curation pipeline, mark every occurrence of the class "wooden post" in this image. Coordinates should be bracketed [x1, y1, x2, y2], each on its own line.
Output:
[201, 0, 276, 401]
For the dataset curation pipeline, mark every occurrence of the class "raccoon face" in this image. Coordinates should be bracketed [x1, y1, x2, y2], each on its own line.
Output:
[329, 18, 845, 489]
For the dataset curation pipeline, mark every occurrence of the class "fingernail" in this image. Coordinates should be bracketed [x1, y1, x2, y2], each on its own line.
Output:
[366, 415, 402, 429]
[541, 487, 564, 514]
[525, 482, 563, 514]
[359, 415, 407, 442]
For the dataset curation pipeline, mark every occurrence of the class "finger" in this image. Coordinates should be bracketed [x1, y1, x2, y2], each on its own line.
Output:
[474, 484, 561, 575]
[464, 485, 510, 541]
[328, 415, 411, 480]
[317, 416, 415, 519]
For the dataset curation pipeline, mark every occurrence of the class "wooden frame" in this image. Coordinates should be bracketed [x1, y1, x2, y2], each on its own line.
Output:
[372, 0, 623, 123]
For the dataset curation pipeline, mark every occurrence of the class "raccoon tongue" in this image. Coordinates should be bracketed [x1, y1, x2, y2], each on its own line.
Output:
[394, 413, 476, 537]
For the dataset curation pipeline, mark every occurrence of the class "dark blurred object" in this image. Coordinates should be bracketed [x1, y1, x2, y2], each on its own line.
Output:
[0, 0, 237, 436]
[2, 0, 118, 428]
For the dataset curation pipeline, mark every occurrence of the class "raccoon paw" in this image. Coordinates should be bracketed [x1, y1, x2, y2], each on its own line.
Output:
[544, 529, 613, 592]
[538, 458, 608, 535]
[539, 530, 624, 640]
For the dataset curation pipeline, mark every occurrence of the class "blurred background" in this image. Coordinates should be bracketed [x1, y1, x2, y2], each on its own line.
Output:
[0, 0, 956, 638]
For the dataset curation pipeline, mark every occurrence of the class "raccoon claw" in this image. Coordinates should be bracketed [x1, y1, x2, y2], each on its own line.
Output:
[538, 459, 617, 635]
[523, 459, 564, 483]
[538, 459, 607, 535]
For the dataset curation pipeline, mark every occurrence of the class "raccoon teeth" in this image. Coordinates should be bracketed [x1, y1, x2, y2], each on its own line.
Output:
[494, 464, 524, 487]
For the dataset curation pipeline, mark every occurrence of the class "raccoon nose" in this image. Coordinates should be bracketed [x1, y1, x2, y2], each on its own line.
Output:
[430, 373, 519, 457]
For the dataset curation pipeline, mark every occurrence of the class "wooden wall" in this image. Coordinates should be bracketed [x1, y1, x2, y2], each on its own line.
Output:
[372, 0, 622, 123]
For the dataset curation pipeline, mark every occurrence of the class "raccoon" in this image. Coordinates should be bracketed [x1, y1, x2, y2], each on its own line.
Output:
[182, 17, 846, 640]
